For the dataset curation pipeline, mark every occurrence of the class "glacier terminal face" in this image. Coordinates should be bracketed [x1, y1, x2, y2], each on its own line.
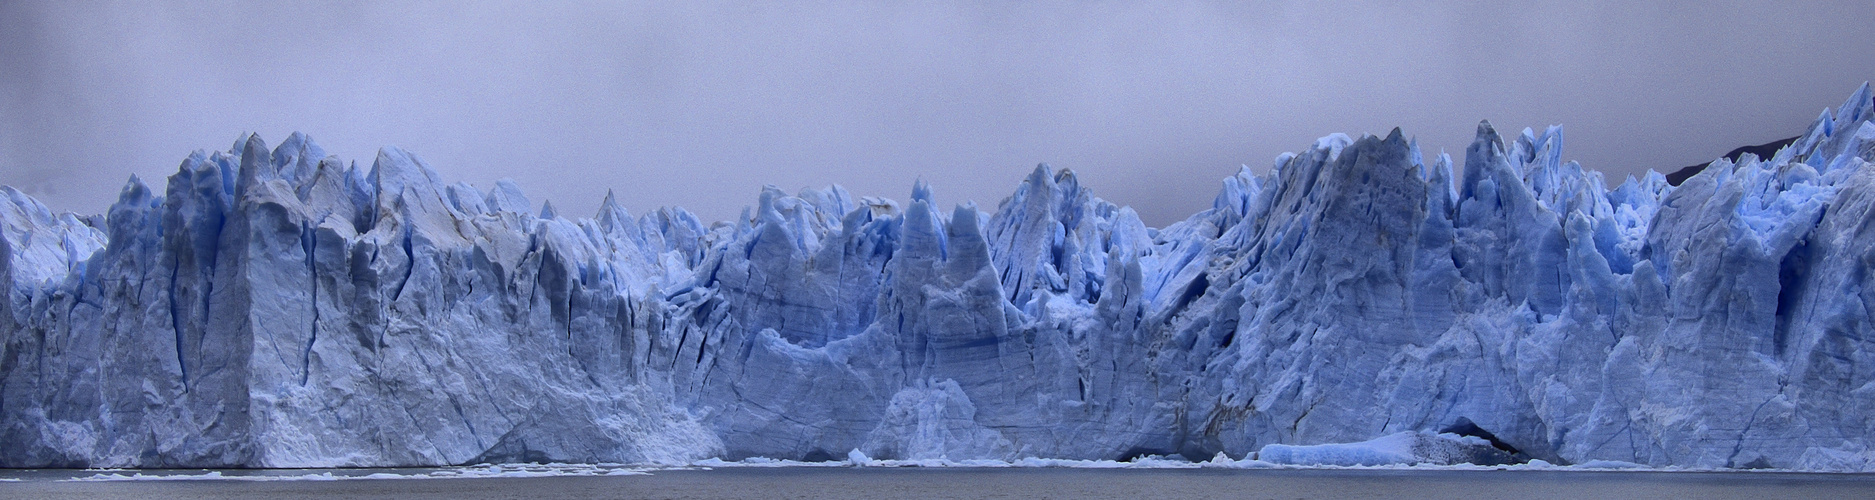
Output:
[5, 85, 1875, 470]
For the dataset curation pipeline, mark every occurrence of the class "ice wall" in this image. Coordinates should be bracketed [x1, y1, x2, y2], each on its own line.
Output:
[4, 85, 1875, 470]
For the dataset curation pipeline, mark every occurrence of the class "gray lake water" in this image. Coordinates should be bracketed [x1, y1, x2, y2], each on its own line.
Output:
[5, 467, 1875, 499]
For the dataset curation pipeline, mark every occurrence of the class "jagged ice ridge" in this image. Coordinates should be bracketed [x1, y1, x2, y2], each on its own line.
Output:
[5, 85, 1875, 470]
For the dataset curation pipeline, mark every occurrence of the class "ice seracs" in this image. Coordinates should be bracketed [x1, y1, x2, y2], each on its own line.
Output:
[4, 84, 1875, 471]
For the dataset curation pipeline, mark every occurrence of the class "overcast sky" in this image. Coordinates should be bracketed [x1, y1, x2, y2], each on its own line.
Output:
[4, 1, 1873, 227]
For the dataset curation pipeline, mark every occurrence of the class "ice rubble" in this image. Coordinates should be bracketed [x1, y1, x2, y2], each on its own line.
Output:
[4, 85, 1875, 471]
[69, 463, 650, 481]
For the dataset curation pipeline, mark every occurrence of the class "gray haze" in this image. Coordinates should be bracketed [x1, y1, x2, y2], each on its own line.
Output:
[3, 1, 1873, 227]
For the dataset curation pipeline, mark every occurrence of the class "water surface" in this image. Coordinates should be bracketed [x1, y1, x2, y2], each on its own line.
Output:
[4, 466, 1874, 499]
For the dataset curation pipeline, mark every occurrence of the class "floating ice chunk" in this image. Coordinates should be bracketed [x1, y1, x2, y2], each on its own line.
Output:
[1256, 432, 1512, 467]
[1572, 460, 1648, 470]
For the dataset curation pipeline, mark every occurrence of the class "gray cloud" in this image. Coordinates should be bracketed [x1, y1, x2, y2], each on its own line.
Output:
[4, 1, 1873, 226]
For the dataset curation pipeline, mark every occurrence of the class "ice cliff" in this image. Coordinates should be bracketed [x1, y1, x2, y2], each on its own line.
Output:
[5, 85, 1875, 470]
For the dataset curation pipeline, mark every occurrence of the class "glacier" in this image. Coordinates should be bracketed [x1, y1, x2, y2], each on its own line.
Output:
[4, 84, 1875, 471]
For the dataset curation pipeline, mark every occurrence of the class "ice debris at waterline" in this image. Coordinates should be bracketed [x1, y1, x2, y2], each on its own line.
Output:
[5, 85, 1875, 471]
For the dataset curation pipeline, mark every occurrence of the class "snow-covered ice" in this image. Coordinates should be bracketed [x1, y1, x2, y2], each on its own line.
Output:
[4, 85, 1875, 471]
